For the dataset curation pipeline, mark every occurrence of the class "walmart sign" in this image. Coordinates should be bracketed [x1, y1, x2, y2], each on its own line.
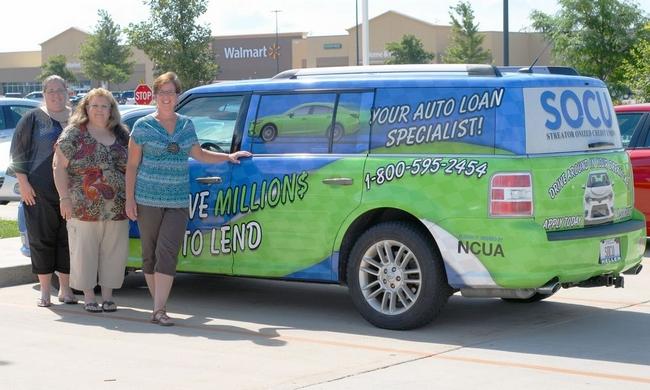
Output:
[223, 44, 280, 60]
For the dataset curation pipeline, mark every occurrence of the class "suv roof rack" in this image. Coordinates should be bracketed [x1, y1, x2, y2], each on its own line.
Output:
[497, 66, 579, 75]
[272, 64, 500, 80]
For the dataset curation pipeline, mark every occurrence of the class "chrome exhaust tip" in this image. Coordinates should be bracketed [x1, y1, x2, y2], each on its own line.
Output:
[536, 280, 561, 295]
[622, 264, 643, 275]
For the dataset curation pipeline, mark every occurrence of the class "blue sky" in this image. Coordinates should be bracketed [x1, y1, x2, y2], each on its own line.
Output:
[1, 0, 648, 52]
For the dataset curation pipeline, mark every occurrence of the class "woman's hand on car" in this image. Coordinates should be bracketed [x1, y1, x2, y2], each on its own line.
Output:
[229, 150, 252, 164]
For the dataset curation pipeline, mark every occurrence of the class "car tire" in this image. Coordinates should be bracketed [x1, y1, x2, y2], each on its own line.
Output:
[346, 222, 450, 330]
[328, 123, 345, 141]
[260, 124, 278, 142]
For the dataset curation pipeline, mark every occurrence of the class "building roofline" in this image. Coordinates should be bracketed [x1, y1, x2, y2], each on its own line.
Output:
[212, 32, 307, 40]
[346, 10, 448, 31]
[40, 27, 89, 45]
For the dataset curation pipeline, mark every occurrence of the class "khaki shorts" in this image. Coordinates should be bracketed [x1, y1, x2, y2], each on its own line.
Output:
[67, 219, 129, 290]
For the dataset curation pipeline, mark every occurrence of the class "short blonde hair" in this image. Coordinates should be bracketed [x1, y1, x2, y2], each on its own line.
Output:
[153, 72, 181, 94]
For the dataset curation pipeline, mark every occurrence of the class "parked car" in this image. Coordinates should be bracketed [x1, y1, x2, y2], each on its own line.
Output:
[121, 90, 135, 105]
[0, 98, 41, 204]
[23, 91, 44, 101]
[69, 94, 85, 106]
[251, 102, 361, 142]
[582, 171, 615, 225]
[0, 142, 21, 205]
[113, 91, 126, 104]
[18, 104, 155, 256]
[614, 103, 650, 235]
[0, 97, 41, 142]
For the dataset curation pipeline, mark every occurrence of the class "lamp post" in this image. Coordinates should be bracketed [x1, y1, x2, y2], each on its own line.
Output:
[272, 9, 282, 74]
[503, 0, 509, 66]
[355, 0, 359, 65]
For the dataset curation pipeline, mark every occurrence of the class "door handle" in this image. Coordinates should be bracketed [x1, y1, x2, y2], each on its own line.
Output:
[196, 176, 223, 184]
[322, 177, 353, 186]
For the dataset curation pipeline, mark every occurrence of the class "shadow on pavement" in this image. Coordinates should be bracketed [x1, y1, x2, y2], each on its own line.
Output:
[39, 270, 650, 367]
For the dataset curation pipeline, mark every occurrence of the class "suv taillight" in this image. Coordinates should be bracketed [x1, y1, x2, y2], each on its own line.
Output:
[490, 173, 533, 217]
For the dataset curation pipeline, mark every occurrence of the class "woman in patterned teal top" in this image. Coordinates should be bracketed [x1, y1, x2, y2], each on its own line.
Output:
[125, 72, 250, 326]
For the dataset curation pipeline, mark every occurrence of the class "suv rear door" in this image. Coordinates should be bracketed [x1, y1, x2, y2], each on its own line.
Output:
[231, 91, 373, 280]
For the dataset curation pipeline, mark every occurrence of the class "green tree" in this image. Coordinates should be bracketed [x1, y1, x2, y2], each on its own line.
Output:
[622, 24, 650, 101]
[531, 0, 649, 97]
[79, 10, 134, 89]
[37, 55, 77, 83]
[443, 1, 492, 64]
[385, 34, 434, 64]
[126, 0, 218, 89]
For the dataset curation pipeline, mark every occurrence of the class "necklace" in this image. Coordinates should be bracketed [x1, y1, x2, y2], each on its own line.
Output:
[156, 112, 179, 153]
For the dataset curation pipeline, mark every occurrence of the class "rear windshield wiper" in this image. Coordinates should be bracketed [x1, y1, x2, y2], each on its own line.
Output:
[588, 141, 615, 149]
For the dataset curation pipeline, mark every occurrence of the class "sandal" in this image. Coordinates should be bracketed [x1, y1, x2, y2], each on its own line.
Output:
[84, 302, 102, 313]
[58, 295, 78, 304]
[101, 301, 117, 312]
[151, 309, 174, 326]
[37, 298, 51, 308]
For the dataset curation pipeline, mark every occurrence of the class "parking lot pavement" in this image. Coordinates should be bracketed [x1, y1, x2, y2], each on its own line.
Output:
[0, 201, 17, 221]
[0, 257, 649, 389]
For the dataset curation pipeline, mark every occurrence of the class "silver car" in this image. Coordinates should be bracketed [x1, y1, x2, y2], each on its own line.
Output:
[0, 98, 41, 204]
[0, 97, 41, 142]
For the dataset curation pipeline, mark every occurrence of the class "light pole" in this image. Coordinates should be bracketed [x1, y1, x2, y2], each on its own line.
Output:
[355, 0, 359, 65]
[272, 9, 282, 74]
[503, 0, 509, 66]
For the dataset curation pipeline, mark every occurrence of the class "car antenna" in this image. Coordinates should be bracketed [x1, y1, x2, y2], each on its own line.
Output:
[522, 38, 554, 73]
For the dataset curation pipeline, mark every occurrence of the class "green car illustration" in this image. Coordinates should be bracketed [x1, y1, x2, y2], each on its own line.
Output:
[252, 102, 361, 142]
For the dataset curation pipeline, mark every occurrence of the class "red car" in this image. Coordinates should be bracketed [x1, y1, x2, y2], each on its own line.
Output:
[615, 103, 650, 235]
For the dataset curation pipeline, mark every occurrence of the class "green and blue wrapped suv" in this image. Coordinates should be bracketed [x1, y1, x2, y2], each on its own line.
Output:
[127, 64, 646, 329]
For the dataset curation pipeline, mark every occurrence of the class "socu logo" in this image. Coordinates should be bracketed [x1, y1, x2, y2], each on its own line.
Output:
[540, 89, 613, 130]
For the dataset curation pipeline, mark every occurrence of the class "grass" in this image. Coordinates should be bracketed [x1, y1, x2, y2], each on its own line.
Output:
[0, 219, 20, 238]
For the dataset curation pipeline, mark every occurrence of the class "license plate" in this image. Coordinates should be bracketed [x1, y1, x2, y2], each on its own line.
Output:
[599, 238, 621, 264]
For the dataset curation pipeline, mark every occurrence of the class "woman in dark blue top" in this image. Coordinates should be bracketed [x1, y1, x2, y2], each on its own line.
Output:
[10, 75, 77, 307]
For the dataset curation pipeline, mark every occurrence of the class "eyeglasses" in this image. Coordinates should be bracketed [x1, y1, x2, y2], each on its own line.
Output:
[45, 89, 67, 95]
[157, 90, 178, 96]
[88, 104, 111, 110]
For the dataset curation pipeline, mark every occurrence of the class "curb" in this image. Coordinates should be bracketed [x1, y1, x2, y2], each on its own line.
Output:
[0, 265, 36, 287]
[0, 236, 35, 287]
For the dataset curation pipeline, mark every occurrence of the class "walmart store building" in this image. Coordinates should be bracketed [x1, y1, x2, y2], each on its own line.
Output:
[0, 11, 549, 96]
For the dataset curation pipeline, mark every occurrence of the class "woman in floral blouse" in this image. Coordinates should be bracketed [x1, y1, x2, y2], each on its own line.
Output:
[53, 88, 129, 313]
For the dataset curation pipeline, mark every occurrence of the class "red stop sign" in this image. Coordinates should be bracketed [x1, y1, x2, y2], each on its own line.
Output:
[134, 84, 153, 105]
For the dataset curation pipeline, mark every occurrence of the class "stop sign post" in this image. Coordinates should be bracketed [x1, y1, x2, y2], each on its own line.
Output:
[134, 84, 153, 105]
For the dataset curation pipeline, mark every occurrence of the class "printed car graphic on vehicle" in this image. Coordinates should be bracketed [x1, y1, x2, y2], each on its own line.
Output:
[250, 102, 362, 142]
[583, 171, 615, 225]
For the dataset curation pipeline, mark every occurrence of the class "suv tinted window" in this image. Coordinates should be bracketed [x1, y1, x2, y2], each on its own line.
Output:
[332, 92, 373, 154]
[177, 95, 245, 153]
[252, 93, 336, 154]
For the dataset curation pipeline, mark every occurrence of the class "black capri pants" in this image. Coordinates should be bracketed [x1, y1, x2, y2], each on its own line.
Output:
[25, 196, 69, 275]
